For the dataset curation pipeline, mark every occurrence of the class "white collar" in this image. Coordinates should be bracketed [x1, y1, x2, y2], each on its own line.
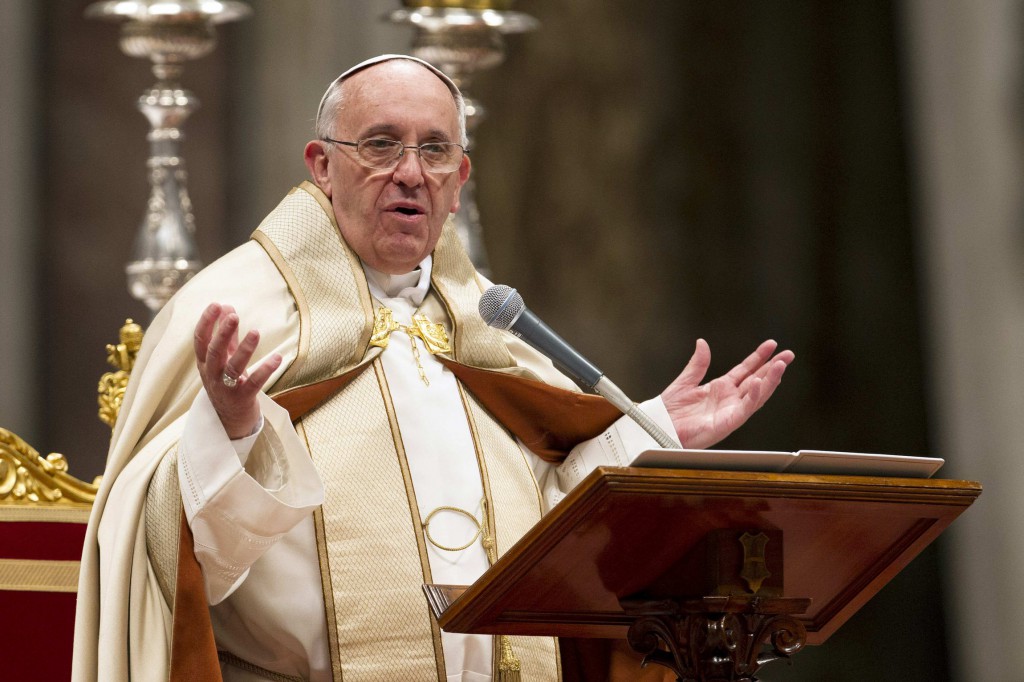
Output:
[363, 255, 432, 306]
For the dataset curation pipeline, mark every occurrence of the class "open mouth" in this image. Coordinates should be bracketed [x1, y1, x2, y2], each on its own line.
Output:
[394, 207, 421, 216]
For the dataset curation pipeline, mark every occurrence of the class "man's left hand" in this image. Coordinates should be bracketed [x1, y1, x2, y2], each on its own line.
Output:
[661, 339, 794, 449]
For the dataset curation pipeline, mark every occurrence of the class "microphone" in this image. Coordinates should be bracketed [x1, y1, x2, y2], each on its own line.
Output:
[478, 284, 680, 449]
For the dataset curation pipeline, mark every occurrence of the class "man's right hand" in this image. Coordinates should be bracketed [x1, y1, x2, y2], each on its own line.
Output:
[193, 303, 283, 440]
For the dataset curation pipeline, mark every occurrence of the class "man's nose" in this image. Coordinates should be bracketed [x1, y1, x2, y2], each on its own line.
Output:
[391, 148, 425, 187]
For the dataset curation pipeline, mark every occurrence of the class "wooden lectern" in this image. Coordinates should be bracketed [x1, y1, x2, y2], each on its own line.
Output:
[425, 466, 980, 681]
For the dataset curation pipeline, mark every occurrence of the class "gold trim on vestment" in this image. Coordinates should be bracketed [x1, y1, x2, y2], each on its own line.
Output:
[311, 506, 343, 681]
[0, 558, 80, 592]
[303, 417, 344, 682]
[458, 382, 497, 554]
[456, 382, 501, 679]
[251, 229, 310, 390]
[373, 358, 448, 681]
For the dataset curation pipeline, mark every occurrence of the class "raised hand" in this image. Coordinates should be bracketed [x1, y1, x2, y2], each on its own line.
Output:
[661, 339, 794, 450]
[193, 303, 282, 439]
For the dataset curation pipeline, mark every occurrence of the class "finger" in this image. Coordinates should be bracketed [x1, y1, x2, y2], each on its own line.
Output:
[221, 306, 241, 357]
[206, 312, 239, 373]
[193, 303, 222, 365]
[670, 338, 711, 391]
[742, 376, 764, 411]
[766, 358, 790, 389]
[739, 349, 794, 388]
[239, 353, 283, 394]
[724, 339, 779, 386]
[224, 330, 261, 380]
[737, 351, 783, 390]
[774, 349, 795, 367]
[748, 359, 789, 411]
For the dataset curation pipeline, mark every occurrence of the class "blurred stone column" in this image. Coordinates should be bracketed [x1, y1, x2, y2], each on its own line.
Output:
[903, 1, 1024, 679]
[0, 1, 39, 443]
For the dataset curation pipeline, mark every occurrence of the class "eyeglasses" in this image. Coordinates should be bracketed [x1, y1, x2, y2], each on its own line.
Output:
[322, 137, 467, 174]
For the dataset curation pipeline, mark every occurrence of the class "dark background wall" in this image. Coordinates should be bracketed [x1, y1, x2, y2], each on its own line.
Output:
[1, 2, 962, 680]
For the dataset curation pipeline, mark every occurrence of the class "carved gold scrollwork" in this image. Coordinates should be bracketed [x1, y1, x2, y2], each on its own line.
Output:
[98, 318, 144, 429]
[98, 372, 129, 428]
[0, 429, 98, 507]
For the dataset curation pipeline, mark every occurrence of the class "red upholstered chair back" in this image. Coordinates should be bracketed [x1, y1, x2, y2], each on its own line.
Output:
[1, 430, 98, 682]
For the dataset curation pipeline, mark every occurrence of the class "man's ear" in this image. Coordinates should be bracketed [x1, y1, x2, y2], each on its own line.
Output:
[304, 140, 332, 198]
[449, 154, 472, 214]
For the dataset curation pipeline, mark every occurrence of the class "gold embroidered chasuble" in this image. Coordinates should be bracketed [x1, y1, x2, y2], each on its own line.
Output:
[252, 182, 559, 680]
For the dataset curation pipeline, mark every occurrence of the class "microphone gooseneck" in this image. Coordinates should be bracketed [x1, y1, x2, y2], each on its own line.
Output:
[478, 284, 680, 449]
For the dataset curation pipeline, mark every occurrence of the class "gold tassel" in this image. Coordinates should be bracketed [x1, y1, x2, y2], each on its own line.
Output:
[497, 634, 522, 682]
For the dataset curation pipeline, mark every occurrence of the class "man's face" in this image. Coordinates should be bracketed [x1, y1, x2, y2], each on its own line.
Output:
[304, 61, 471, 274]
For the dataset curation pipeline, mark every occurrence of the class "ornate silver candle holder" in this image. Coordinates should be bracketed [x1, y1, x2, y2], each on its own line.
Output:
[389, 1, 538, 275]
[86, 1, 251, 316]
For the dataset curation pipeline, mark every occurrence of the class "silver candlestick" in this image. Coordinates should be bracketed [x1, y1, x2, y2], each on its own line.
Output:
[388, 1, 538, 276]
[86, 0, 251, 317]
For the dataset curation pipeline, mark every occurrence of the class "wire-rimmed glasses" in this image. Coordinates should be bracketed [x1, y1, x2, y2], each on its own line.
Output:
[322, 137, 467, 174]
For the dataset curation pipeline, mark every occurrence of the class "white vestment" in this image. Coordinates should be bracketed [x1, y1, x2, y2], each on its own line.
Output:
[179, 254, 672, 681]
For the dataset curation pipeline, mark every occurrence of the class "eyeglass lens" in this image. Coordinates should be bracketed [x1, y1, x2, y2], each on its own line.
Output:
[358, 139, 462, 172]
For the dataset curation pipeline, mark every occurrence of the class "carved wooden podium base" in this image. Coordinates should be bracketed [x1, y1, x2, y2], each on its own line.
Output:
[621, 596, 810, 682]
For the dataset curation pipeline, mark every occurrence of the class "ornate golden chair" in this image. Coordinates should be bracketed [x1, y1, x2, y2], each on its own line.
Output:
[0, 432, 98, 680]
[0, 321, 138, 680]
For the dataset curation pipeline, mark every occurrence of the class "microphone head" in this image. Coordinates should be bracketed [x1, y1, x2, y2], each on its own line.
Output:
[479, 284, 525, 331]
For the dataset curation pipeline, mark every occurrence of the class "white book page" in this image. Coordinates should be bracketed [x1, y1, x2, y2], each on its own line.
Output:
[631, 449, 797, 472]
[788, 450, 944, 478]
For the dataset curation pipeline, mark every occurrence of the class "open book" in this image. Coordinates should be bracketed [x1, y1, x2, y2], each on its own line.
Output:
[631, 448, 943, 478]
